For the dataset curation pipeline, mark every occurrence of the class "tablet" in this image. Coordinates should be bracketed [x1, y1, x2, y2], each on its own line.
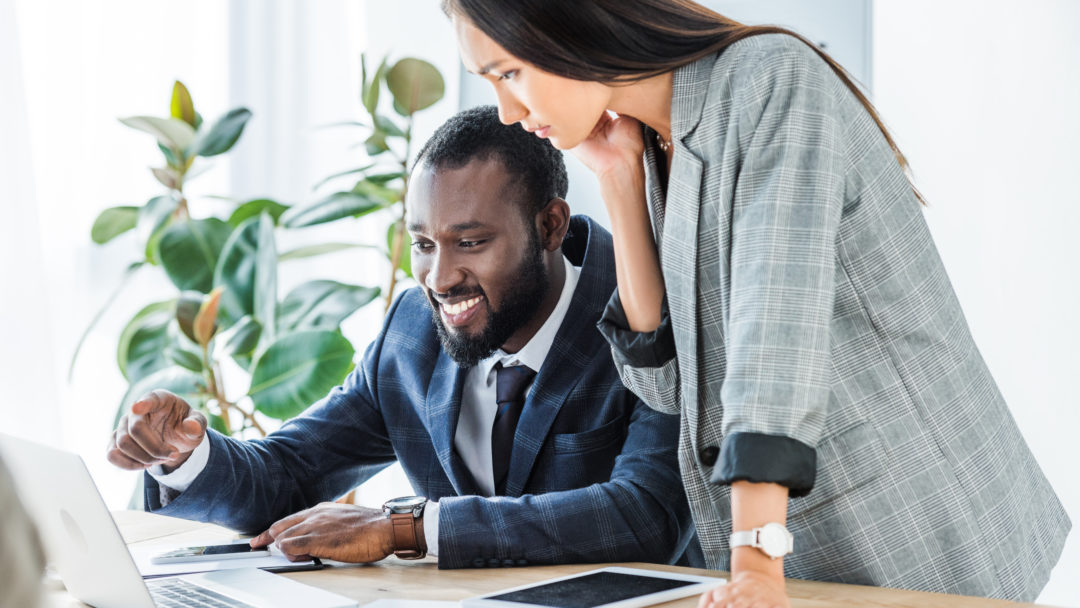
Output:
[461, 566, 724, 608]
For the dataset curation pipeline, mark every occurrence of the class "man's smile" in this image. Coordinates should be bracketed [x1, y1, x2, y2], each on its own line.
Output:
[437, 295, 485, 327]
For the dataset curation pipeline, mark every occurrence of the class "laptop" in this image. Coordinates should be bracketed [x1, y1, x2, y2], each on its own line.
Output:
[0, 433, 357, 608]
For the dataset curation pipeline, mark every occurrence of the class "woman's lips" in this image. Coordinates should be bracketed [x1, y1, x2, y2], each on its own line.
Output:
[534, 126, 550, 138]
[439, 295, 484, 328]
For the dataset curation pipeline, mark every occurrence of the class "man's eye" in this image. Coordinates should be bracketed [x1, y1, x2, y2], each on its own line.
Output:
[460, 240, 485, 248]
[411, 241, 433, 251]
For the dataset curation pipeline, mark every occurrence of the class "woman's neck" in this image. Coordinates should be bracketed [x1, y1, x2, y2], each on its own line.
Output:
[608, 71, 674, 143]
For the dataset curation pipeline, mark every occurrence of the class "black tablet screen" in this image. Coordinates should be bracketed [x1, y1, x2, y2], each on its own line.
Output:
[487, 571, 697, 608]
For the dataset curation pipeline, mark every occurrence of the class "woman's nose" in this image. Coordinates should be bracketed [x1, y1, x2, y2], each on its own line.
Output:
[494, 87, 527, 125]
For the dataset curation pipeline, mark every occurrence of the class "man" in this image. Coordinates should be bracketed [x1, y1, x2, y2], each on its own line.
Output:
[106, 106, 695, 568]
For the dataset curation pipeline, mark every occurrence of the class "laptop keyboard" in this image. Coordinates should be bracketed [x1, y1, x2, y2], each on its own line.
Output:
[147, 577, 258, 608]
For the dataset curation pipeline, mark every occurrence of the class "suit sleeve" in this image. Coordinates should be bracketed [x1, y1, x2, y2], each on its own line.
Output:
[712, 43, 847, 497]
[596, 291, 683, 415]
[434, 397, 694, 569]
[143, 306, 403, 534]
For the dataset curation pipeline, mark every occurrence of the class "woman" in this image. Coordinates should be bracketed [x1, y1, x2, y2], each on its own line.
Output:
[444, 0, 1070, 605]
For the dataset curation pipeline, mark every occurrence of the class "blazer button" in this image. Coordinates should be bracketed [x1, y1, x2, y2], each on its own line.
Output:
[699, 445, 719, 466]
[488, 558, 502, 568]
[471, 557, 486, 568]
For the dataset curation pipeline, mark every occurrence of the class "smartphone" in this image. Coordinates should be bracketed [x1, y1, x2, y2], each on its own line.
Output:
[150, 542, 270, 564]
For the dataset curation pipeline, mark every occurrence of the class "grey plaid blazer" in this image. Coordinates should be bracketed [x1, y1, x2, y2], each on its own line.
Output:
[599, 34, 1069, 601]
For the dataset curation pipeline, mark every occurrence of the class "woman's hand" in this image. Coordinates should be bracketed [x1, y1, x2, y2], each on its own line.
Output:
[570, 112, 646, 183]
[698, 570, 790, 608]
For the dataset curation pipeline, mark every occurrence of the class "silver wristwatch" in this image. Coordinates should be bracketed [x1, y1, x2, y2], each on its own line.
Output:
[729, 522, 793, 559]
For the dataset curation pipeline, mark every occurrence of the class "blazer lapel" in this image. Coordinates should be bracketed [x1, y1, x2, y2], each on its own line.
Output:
[656, 55, 712, 440]
[424, 353, 480, 495]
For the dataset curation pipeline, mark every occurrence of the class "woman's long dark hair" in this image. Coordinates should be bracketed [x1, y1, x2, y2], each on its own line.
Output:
[444, 0, 925, 204]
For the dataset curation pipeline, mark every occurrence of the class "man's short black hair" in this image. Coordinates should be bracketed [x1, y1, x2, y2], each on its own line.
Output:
[413, 105, 568, 219]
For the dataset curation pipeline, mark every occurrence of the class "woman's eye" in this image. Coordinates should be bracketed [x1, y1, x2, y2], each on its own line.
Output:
[497, 70, 517, 81]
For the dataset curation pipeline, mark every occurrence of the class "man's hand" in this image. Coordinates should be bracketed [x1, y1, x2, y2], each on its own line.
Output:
[106, 390, 206, 472]
[249, 503, 406, 563]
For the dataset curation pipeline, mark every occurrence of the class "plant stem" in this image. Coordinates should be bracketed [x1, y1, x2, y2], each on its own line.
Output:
[202, 344, 232, 432]
[383, 117, 414, 313]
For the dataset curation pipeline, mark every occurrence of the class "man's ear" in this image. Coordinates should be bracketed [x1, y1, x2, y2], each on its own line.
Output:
[536, 198, 571, 252]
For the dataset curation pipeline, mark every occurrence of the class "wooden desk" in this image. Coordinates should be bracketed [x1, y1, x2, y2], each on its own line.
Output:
[46, 511, 1064, 608]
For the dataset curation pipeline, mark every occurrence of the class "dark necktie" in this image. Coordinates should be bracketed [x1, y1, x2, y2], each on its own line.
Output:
[491, 363, 535, 495]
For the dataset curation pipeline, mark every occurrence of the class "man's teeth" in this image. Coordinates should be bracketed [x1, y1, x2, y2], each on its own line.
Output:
[444, 296, 481, 315]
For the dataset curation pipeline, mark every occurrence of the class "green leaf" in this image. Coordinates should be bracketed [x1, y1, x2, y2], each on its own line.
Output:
[365, 171, 407, 185]
[252, 214, 278, 354]
[213, 217, 262, 324]
[158, 142, 180, 168]
[91, 206, 139, 244]
[386, 58, 445, 115]
[175, 290, 204, 343]
[137, 195, 178, 264]
[117, 367, 205, 425]
[392, 98, 410, 117]
[117, 300, 175, 382]
[364, 131, 389, 156]
[207, 412, 229, 435]
[280, 191, 387, 228]
[248, 330, 355, 420]
[387, 220, 412, 279]
[215, 315, 262, 358]
[158, 218, 233, 293]
[228, 198, 290, 228]
[311, 163, 374, 192]
[119, 115, 196, 153]
[363, 56, 389, 116]
[354, 178, 402, 204]
[277, 280, 380, 333]
[170, 81, 197, 128]
[374, 115, 405, 138]
[189, 108, 253, 157]
[167, 346, 204, 372]
[279, 242, 378, 262]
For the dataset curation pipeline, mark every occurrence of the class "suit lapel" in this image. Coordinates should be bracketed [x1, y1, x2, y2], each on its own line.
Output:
[425, 353, 480, 495]
[502, 217, 614, 497]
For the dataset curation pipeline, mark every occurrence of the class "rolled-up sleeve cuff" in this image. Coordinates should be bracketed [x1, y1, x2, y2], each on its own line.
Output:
[596, 288, 676, 368]
[710, 432, 817, 498]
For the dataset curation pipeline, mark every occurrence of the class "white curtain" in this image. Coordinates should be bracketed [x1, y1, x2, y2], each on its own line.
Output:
[0, 0, 62, 442]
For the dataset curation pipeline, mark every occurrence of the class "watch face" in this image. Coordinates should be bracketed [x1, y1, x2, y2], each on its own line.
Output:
[758, 523, 791, 558]
[384, 496, 426, 513]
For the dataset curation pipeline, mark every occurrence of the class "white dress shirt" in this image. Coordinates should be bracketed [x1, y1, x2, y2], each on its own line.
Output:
[151, 255, 581, 558]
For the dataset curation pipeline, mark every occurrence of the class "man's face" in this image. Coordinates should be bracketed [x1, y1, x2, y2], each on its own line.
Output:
[406, 158, 549, 367]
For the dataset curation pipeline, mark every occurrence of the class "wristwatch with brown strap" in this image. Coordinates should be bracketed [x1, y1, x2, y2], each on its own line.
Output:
[382, 496, 428, 559]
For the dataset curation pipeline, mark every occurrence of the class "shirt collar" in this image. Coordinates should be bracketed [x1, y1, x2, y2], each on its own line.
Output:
[479, 255, 580, 381]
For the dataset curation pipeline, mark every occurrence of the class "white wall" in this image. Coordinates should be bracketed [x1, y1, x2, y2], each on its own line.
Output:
[873, 1, 1080, 604]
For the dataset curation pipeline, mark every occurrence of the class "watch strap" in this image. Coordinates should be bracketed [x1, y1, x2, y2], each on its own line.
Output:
[730, 529, 757, 549]
[389, 512, 426, 559]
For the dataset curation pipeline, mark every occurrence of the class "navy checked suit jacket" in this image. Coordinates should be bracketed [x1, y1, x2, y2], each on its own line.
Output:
[144, 215, 695, 569]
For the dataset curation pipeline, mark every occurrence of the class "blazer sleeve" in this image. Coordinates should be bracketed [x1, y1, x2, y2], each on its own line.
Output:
[711, 42, 847, 497]
[143, 314, 402, 534]
[596, 290, 683, 415]
[434, 398, 694, 569]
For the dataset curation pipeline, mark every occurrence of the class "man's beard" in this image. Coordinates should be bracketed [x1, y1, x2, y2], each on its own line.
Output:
[429, 236, 549, 367]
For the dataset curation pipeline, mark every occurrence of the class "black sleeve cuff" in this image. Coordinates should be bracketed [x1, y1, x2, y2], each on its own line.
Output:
[595, 288, 677, 368]
[709, 432, 817, 498]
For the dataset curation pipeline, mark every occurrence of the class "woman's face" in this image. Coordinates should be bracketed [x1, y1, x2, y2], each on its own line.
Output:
[454, 17, 611, 150]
